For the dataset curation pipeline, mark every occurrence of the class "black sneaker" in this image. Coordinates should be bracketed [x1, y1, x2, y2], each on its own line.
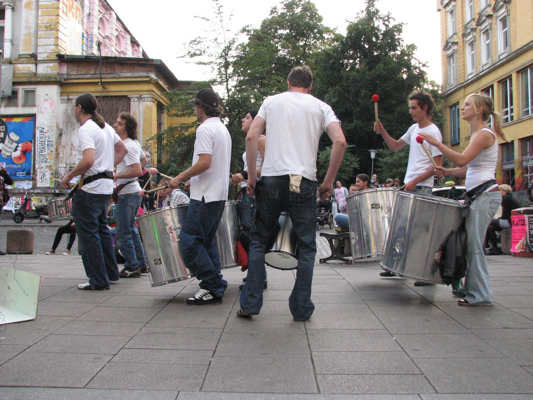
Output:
[186, 289, 222, 305]
[119, 267, 141, 278]
[414, 281, 433, 287]
[380, 270, 396, 277]
[139, 265, 149, 274]
[236, 308, 254, 319]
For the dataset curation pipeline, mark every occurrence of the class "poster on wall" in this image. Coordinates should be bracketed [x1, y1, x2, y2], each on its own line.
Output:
[0, 117, 34, 180]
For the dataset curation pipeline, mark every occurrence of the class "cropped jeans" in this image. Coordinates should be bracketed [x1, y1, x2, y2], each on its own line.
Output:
[115, 193, 147, 271]
[239, 175, 317, 321]
[464, 191, 501, 305]
[179, 198, 228, 297]
[72, 189, 119, 289]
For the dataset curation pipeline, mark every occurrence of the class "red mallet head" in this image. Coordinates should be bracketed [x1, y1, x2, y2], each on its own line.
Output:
[372, 94, 380, 102]
[149, 167, 158, 176]
[138, 190, 146, 197]
[416, 135, 424, 144]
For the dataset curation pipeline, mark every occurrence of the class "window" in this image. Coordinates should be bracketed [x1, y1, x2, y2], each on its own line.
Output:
[498, 14, 510, 55]
[0, 9, 5, 55]
[501, 77, 513, 124]
[521, 66, 533, 117]
[447, 52, 458, 87]
[482, 86, 494, 127]
[481, 29, 491, 65]
[480, 0, 490, 9]
[450, 103, 460, 145]
[447, 6, 456, 37]
[22, 90, 36, 107]
[465, 0, 474, 21]
[501, 141, 514, 168]
[466, 40, 476, 76]
[5, 89, 17, 106]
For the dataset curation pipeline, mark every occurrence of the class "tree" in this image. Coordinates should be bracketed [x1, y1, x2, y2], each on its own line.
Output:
[317, 144, 359, 184]
[313, 0, 431, 182]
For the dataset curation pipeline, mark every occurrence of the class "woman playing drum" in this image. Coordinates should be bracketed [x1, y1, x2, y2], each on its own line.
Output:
[419, 93, 507, 306]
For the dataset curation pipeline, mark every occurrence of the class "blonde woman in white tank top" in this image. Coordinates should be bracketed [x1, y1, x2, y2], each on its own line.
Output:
[419, 93, 508, 307]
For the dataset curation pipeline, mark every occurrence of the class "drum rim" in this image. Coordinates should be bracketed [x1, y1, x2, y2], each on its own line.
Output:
[265, 250, 298, 269]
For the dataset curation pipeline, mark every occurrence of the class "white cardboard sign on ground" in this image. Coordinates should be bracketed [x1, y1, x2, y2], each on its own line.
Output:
[0, 266, 41, 324]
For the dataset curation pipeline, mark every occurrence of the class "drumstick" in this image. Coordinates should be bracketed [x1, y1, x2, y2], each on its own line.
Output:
[372, 94, 379, 124]
[142, 175, 152, 190]
[149, 167, 173, 180]
[138, 185, 168, 197]
[416, 136, 437, 167]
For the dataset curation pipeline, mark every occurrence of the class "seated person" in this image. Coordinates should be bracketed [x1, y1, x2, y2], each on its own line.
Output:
[46, 220, 76, 255]
[334, 175, 370, 231]
[485, 184, 521, 255]
[162, 185, 190, 208]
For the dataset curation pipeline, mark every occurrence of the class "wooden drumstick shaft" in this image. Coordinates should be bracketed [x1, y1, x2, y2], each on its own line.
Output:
[374, 102, 379, 123]
[142, 175, 152, 190]
[159, 172, 173, 180]
[146, 185, 168, 194]
[421, 142, 437, 166]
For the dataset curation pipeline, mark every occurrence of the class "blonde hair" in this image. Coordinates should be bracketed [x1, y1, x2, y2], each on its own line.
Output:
[498, 184, 512, 193]
[467, 93, 508, 142]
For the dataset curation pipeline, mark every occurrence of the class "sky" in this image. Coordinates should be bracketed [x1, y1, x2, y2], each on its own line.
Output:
[108, 0, 442, 84]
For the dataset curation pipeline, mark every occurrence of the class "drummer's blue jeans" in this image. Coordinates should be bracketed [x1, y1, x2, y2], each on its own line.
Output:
[464, 191, 500, 305]
[115, 193, 147, 270]
[240, 175, 317, 321]
[179, 198, 228, 298]
[72, 190, 119, 289]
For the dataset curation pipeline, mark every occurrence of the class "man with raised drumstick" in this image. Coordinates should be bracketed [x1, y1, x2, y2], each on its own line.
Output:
[237, 66, 346, 321]
[168, 88, 231, 305]
[113, 112, 149, 278]
[374, 90, 443, 284]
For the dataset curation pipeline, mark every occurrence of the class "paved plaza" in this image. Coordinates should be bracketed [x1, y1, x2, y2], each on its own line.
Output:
[0, 222, 532, 399]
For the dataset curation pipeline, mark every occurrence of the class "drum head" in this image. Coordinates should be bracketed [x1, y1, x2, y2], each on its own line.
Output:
[265, 251, 298, 270]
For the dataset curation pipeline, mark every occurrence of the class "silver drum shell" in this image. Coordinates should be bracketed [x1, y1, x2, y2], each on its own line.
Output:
[346, 188, 396, 259]
[137, 206, 192, 287]
[215, 201, 240, 269]
[265, 212, 298, 270]
[47, 197, 72, 220]
[381, 192, 464, 284]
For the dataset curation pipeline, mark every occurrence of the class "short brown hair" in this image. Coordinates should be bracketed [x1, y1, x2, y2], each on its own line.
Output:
[408, 90, 435, 117]
[118, 112, 138, 140]
[288, 66, 313, 89]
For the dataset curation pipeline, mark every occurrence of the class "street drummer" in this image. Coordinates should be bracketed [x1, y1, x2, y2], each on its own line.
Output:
[237, 65, 346, 322]
[374, 90, 443, 284]
[168, 88, 231, 305]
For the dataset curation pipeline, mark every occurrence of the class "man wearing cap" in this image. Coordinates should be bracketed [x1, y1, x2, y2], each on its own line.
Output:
[237, 65, 346, 321]
[169, 88, 231, 305]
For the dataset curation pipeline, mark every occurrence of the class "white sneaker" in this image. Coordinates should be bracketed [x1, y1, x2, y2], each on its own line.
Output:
[45, 249, 55, 255]
[186, 288, 222, 305]
[62, 249, 71, 255]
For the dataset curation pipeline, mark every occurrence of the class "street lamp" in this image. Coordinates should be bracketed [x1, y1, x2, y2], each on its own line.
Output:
[369, 149, 377, 179]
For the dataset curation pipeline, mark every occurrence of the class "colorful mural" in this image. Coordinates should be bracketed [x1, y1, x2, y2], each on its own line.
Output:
[0, 117, 35, 180]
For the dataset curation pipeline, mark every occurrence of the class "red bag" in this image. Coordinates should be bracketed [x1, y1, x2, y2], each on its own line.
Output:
[236, 241, 248, 271]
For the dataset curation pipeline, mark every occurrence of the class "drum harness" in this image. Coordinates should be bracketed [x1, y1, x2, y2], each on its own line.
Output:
[66, 171, 114, 200]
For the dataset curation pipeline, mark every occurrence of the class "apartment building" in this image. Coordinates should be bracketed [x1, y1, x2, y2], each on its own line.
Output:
[439, 0, 533, 190]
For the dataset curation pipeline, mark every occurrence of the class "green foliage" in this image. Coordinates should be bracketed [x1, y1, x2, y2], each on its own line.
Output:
[374, 147, 410, 184]
[317, 144, 359, 184]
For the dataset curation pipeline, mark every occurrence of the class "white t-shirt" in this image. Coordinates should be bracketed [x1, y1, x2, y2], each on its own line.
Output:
[190, 117, 232, 203]
[241, 134, 265, 188]
[116, 138, 145, 195]
[465, 128, 498, 191]
[76, 120, 120, 195]
[401, 123, 443, 188]
[258, 91, 339, 181]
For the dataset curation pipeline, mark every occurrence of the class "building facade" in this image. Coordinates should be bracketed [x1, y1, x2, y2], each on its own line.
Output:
[1, 0, 193, 196]
[439, 0, 533, 191]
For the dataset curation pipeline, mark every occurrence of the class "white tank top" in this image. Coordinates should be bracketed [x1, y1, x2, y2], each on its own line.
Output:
[465, 128, 498, 191]
[241, 135, 265, 188]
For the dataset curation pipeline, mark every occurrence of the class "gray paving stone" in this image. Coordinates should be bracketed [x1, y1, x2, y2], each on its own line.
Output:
[25, 334, 130, 355]
[42, 287, 117, 304]
[38, 285, 71, 300]
[414, 357, 533, 393]
[87, 362, 206, 391]
[100, 294, 175, 308]
[54, 320, 145, 337]
[75, 305, 162, 323]
[0, 344, 28, 365]
[313, 351, 421, 375]
[438, 303, 533, 329]
[111, 348, 213, 364]
[495, 295, 533, 309]
[177, 394, 421, 400]
[36, 300, 98, 317]
[394, 333, 504, 358]
[0, 387, 178, 400]
[0, 352, 112, 387]
[317, 374, 436, 394]
[202, 356, 317, 393]
[0, 316, 74, 345]
[305, 304, 385, 330]
[308, 329, 401, 352]
[420, 396, 533, 400]
[215, 332, 310, 358]
[126, 327, 223, 350]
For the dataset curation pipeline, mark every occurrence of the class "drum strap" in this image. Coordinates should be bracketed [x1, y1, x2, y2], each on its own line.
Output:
[461, 179, 496, 217]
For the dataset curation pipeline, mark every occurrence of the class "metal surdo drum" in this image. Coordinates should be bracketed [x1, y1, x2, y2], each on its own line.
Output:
[215, 201, 239, 269]
[381, 192, 464, 284]
[47, 197, 72, 220]
[346, 188, 396, 259]
[137, 205, 192, 287]
[265, 212, 298, 270]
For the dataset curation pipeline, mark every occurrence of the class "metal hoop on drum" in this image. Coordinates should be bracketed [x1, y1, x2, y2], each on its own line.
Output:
[346, 188, 396, 260]
[47, 197, 73, 220]
[381, 192, 464, 284]
[136, 205, 193, 287]
[265, 212, 298, 270]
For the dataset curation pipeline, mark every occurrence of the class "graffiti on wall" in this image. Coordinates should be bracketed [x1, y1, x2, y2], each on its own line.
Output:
[35, 126, 55, 187]
[60, 0, 83, 55]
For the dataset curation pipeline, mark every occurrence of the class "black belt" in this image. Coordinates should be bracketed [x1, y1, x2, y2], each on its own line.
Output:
[67, 171, 114, 199]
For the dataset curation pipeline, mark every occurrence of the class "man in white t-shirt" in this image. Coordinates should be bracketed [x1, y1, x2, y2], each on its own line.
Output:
[169, 88, 231, 305]
[113, 112, 148, 279]
[374, 90, 443, 284]
[238, 66, 346, 321]
[61, 93, 128, 291]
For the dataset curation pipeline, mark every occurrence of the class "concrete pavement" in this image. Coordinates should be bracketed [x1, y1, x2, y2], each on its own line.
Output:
[0, 225, 532, 399]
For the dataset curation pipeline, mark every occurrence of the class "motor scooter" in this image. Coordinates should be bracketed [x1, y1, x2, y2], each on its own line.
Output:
[13, 192, 52, 223]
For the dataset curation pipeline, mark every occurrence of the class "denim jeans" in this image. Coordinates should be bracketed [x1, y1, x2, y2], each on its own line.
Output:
[464, 191, 500, 305]
[179, 198, 228, 297]
[412, 186, 433, 196]
[115, 193, 147, 270]
[334, 213, 349, 229]
[240, 175, 318, 321]
[72, 189, 119, 289]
